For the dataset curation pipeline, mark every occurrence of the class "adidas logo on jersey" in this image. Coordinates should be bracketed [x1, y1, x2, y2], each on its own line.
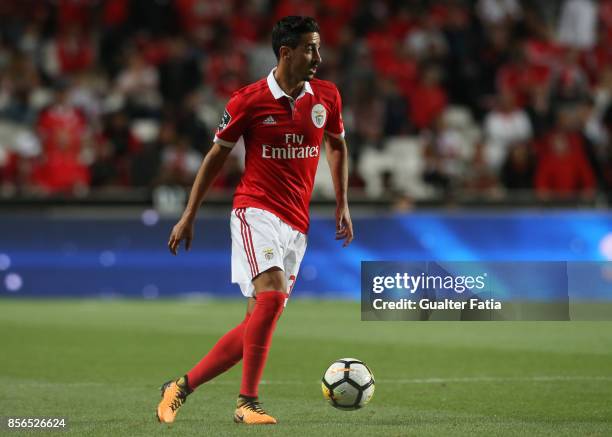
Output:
[262, 116, 276, 125]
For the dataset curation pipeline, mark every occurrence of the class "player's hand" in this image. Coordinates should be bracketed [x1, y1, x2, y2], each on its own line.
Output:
[168, 216, 195, 255]
[335, 204, 354, 247]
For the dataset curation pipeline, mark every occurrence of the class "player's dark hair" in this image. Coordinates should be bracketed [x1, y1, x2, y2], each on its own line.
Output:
[271, 16, 319, 60]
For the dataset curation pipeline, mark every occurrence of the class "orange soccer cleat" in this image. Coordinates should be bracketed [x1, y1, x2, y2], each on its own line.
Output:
[233, 396, 277, 425]
[156, 376, 192, 424]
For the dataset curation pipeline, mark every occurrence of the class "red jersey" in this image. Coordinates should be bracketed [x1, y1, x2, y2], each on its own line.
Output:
[214, 69, 345, 233]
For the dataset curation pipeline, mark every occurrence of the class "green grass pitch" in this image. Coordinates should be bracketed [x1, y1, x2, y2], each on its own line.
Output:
[1, 299, 611, 436]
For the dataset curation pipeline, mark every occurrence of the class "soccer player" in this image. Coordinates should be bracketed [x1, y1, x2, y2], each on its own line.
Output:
[156, 16, 353, 425]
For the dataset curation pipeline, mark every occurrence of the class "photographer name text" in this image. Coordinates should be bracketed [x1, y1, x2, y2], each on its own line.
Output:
[371, 298, 502, 310]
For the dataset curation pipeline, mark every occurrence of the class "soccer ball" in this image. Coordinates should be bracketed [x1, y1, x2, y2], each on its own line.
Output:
[321, 358, 375, 410]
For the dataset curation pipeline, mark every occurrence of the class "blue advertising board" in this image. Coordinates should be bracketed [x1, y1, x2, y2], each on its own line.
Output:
[1, 210, 611, 299]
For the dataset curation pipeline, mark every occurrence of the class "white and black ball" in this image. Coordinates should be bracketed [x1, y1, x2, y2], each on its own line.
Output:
[321, 358, 375, 410]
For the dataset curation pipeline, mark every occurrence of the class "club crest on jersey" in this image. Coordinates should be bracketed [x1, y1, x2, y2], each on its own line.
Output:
[311, 104, 326, 128]
[263, 248, 274, 260]
[218, 109, 232, 131]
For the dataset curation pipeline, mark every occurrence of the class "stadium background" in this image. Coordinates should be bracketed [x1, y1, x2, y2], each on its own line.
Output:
[1, 0, 611, 297]
[1, 1, 612, 435]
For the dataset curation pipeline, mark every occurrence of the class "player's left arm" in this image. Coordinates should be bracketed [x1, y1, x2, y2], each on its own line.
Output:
[324, 134, 353, 247]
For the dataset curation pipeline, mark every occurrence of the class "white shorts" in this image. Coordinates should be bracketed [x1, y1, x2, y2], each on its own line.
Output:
[231, 207, 307, 297]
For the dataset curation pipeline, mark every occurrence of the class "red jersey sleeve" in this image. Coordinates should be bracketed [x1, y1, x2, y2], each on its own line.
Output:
[213, 93, 250, 148]
[324, 86, 345, 139]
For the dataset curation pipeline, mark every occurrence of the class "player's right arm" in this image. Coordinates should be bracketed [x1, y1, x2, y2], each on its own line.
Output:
[168, 92, 249, 255]
[168, 143, 232, 255]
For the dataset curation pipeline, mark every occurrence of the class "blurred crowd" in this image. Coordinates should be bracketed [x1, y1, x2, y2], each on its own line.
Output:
[0, 0, 611, 202]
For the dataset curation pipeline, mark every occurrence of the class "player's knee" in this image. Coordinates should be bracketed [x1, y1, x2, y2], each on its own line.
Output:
[253, 267, 287, 293]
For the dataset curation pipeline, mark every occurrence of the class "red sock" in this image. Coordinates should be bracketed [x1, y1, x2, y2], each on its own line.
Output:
[240, 290, 286, 398]
[186, 312, 251, 391]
